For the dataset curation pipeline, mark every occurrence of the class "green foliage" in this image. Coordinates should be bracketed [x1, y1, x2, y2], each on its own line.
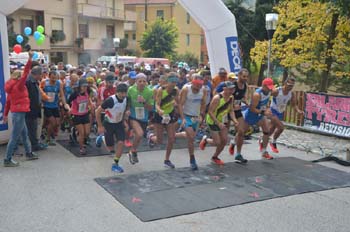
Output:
[140, 18, 178, 58]
[50, 30, 66, 43]
[119, 38, 128, 49]
[8, 31, 29, 48]
[172, 52, 199, 68]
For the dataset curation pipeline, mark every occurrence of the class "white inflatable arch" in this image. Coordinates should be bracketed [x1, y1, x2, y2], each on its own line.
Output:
[0, 0, 241, 143]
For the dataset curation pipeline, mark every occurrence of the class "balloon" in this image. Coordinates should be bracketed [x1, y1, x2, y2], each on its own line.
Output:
[13, 44, 22, 54]
[33, 31, 41, 40]
[16, 35, 24, 44]
[32, 52, 39, 60]
[24, 27, 32, 36]
[37, 25, 44, 34]
[36, 35, 45, 45]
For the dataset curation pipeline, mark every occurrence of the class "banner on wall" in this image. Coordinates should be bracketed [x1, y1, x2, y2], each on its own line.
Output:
[303, 92, 350, 137]
[178, 0, 241, 75]
[0, 29, 8, 131]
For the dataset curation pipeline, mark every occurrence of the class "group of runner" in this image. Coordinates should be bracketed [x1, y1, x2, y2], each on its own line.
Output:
[5, 57, 303, 172]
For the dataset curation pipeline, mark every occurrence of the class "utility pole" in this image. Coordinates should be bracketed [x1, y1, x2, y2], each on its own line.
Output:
[145, 0, 148, 29]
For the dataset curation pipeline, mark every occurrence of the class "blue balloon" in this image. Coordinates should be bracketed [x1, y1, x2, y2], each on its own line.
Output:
[33, 31, 41, 41]
[24, 27, 32, 36]
[16, 35, 24, 44]
[32, 52, 39, 60]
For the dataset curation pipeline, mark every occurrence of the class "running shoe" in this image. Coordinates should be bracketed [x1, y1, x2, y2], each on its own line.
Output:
[211, 157, 224, 165]
[84, 137, 91, 146]
[4, 159, 19, 167]
[79, 147, 87, 156]
[270, 142, 279, 153]
[95, 135, 104, 148]
[190, 158, 198, 171]
[228, 141, 235, 155]
[164, 160, 175, 169]
[199, 135, 208, 150]
[262, 152, 274, 160]
[128, 150, 139, 164]
[111, 164, 124, 173]
[25, 152, 39, 160]
[147, 132, 155, 148]
[124, 139, 133, 147]
[258, 139, 263, 152]
[234, 154, 248, 164]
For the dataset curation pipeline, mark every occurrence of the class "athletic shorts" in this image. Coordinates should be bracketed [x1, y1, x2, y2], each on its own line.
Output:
[271, 108, 284, 120]
[243, 109, 264, 125]
[72, 113, 90, 125]
[153, 110, 178, 125]
[129, 117, 148, 137]
[234, 110, 243, 119]
[44, 107, 60, 118]
[178, 115, 200, 130]
[103, 121, 126, 147]
[208, 124, 220, 132]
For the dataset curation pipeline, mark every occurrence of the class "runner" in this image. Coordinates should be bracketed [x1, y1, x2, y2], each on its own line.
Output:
[178, 74, 207, 170]
[95, 83, 129, 173]
[243, 78, 274, 159]
[153, 72, 180, 168]
[41, 70, 69, 145]
[199, 81, 239, 165]
[268, 77, 303, 153]
[127, 73, 154, 164]
[68, 79, 93, 155]
[228, 69, 250, 163]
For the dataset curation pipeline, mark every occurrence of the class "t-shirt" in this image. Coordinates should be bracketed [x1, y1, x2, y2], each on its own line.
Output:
[127, 85, 154, 122]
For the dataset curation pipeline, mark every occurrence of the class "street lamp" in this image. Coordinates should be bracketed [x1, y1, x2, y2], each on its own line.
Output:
[265, 13, 278, 77]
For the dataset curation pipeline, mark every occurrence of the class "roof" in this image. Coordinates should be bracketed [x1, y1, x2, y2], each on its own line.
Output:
[125, 0, 176, 5]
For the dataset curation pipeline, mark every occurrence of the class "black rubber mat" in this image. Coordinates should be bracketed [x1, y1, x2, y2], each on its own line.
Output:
[95, 157, 350, 222]
[57, 138, 191, 157]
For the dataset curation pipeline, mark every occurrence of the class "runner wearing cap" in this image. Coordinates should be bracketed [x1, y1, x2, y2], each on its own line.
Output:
[95, 83, 129, 173]
[212, 67, 228, 90]
[127, 73, 154, 164]
[68, 79, 93, 155]
[178, 74, 207, 170]
[243, 78, 275, 160]
[268, 77, 303, 153]
[153, 72, 180, 168]
[199, 81, 239, 165]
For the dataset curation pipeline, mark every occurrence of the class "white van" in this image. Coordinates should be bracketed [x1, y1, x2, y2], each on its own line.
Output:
[9, 52, 49, 65]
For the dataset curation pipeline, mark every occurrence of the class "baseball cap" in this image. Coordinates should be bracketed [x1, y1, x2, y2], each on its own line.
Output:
[262, 78, 274, 90]
[105, 73, 115, 82]
[223, 81, 235, 89]
[128, 71, 137, 79]
[228, 72, 237, 80]
[116, 83, 128, 92]
[219, 67, 227, 74]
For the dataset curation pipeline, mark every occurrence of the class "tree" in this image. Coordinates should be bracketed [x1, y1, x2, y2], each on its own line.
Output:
[250, 0, 350, 92]
[173, 52, 199, 68]
[140, 18, 178, 58]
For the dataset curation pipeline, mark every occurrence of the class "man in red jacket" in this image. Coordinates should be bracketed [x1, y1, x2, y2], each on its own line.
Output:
[4, 51, 38, 167]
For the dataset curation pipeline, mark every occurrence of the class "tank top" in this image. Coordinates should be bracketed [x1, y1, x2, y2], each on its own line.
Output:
[43, 79, 60, 108]
[104, 95, 127, 123]
[71, 92, 89, 116]
[183, 84, 204, 117]
[233, 81, 247, 105]
[206, 94, 233, 125]
[160, 87, 177, 114]
[255, 88, 271, 110]
[270, 87, 292, 113]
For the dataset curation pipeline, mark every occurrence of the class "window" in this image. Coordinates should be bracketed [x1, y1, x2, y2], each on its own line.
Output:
[20, 16, 34, 34]
[106, 25, 115, 39]
[186, 13, 190, 24]
[157, 10, 164, 20]
[79, 24, 89, 38]
[125, 33, 129, 40]
[186, 34, 190, 46]
[51, 18, 63, 32]
[132, 33, 136, 40]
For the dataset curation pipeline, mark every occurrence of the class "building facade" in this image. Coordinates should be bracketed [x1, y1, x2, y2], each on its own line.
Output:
[124, 0, 208, 63]
[9, 0, 125, 66]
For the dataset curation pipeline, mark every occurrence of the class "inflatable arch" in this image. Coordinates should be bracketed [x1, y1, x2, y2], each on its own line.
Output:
[0, 0, 241, 143]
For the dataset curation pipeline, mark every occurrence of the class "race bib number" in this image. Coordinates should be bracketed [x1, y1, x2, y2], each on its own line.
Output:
[47, 92, 56, 103]
[78, 102, 88, 113]
[135, 107, 145, 120]
[162, 114, 171, 124]
[115, 112, 123, 122]
[278, 104, 287, 112]
[222, 114, 228, 123]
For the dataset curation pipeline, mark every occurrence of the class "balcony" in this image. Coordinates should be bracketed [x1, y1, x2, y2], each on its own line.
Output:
[124, 22, 136, 31]
[27, 35, 51, 50]
[125, 10, 136, 21]
[77, 3, 125, 21]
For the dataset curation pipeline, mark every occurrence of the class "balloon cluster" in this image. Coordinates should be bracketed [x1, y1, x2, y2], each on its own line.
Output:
[13, 25, 45, 60]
